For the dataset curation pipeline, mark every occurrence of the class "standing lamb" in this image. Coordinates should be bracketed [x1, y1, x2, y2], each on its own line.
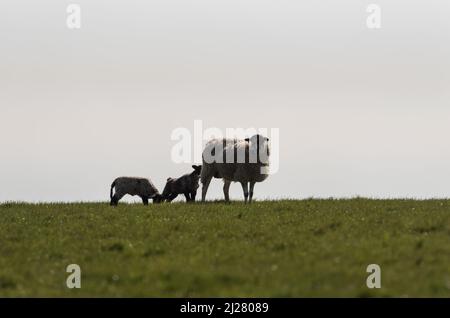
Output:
[110, 177, 163, 206]
[201, 134, 270, 203]
[162, 165, 202, 202]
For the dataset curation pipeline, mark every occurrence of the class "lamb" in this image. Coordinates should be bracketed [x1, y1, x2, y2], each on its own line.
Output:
[200, 134, 270, 203]
[162, 165, 202, 202]
[110, 177, 163, 206]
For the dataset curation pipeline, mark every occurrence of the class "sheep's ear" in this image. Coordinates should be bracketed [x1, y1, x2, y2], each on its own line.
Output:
[244, 138, 250, 142]
[192, 165, 197, 169]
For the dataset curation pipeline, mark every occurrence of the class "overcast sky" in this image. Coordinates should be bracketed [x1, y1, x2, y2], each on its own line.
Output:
[1, 0, 449, 202]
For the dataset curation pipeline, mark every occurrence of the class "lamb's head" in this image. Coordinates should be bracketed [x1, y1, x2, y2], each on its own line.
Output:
[191, 165, 202, 176]
[161, 177, 175, 201]
[245, 134, 270, 165]
[152, 193, 163, 204]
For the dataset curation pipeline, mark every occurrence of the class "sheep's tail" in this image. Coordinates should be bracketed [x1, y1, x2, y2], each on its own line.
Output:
[110, 180, 116, 199]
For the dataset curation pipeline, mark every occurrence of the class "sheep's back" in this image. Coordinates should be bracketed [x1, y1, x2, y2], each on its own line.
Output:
[171, 174, 200, 193]
[114, 177, 158, 197]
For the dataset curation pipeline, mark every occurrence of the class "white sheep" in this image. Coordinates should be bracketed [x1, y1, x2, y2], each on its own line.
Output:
[200, 134, 270, 203]
[110, 177, 162, 206]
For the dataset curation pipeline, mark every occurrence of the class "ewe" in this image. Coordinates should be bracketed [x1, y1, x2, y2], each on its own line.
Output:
[201, 134, 270, 203]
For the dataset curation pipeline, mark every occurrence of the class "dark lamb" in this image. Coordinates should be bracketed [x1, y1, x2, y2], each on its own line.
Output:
[162, 165, 202, 202]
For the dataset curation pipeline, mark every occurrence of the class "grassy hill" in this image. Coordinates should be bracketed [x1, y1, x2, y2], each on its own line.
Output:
[0, 199, 449, 297]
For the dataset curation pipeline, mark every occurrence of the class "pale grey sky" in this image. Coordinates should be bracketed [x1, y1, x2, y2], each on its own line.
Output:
[1, 0, 450, 202]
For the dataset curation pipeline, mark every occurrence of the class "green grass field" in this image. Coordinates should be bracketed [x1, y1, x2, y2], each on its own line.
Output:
[0, 199, 449, 297]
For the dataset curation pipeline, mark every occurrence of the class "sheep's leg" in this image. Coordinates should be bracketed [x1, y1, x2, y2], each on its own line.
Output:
[201, 176, 213, 202]
[141, 196, 149, 206]
[249, 181, 256, 203]
[184, 192, 191, 202]
[223, 180, 231, 203]
[167, 193, 178, 202]
[240, 182, 249, 203]
[191, 190, 197, 202]
[111, 192, 125, 206]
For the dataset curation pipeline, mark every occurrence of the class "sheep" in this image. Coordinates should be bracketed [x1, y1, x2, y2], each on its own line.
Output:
[162, 165, 202, 202]
[200, 134, 270, 203]
[110, 177, 163, 206]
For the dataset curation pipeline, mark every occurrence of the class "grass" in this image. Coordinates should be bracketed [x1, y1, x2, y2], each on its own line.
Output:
[0, 199, 449, 297]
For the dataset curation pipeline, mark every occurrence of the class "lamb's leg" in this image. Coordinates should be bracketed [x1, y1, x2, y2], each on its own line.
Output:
[111, 192, 125, 206]
[184, 192, 191, 202]
[167, 193, 178, 202]
[191, 190, 197, 202]
[201, 175, 213, 202]
[240, 182, 249, 203]
[249, 181, 256, 203]
[223, 180, 231, 203]
[142, 196, 149, 205]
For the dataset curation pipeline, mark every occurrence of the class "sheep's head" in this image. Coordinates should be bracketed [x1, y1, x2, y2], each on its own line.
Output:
[152, 193, 163, 204]
[191, 165, 202, 175]
[161, 178, 174, 200]
[245, 134, 270, 164]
